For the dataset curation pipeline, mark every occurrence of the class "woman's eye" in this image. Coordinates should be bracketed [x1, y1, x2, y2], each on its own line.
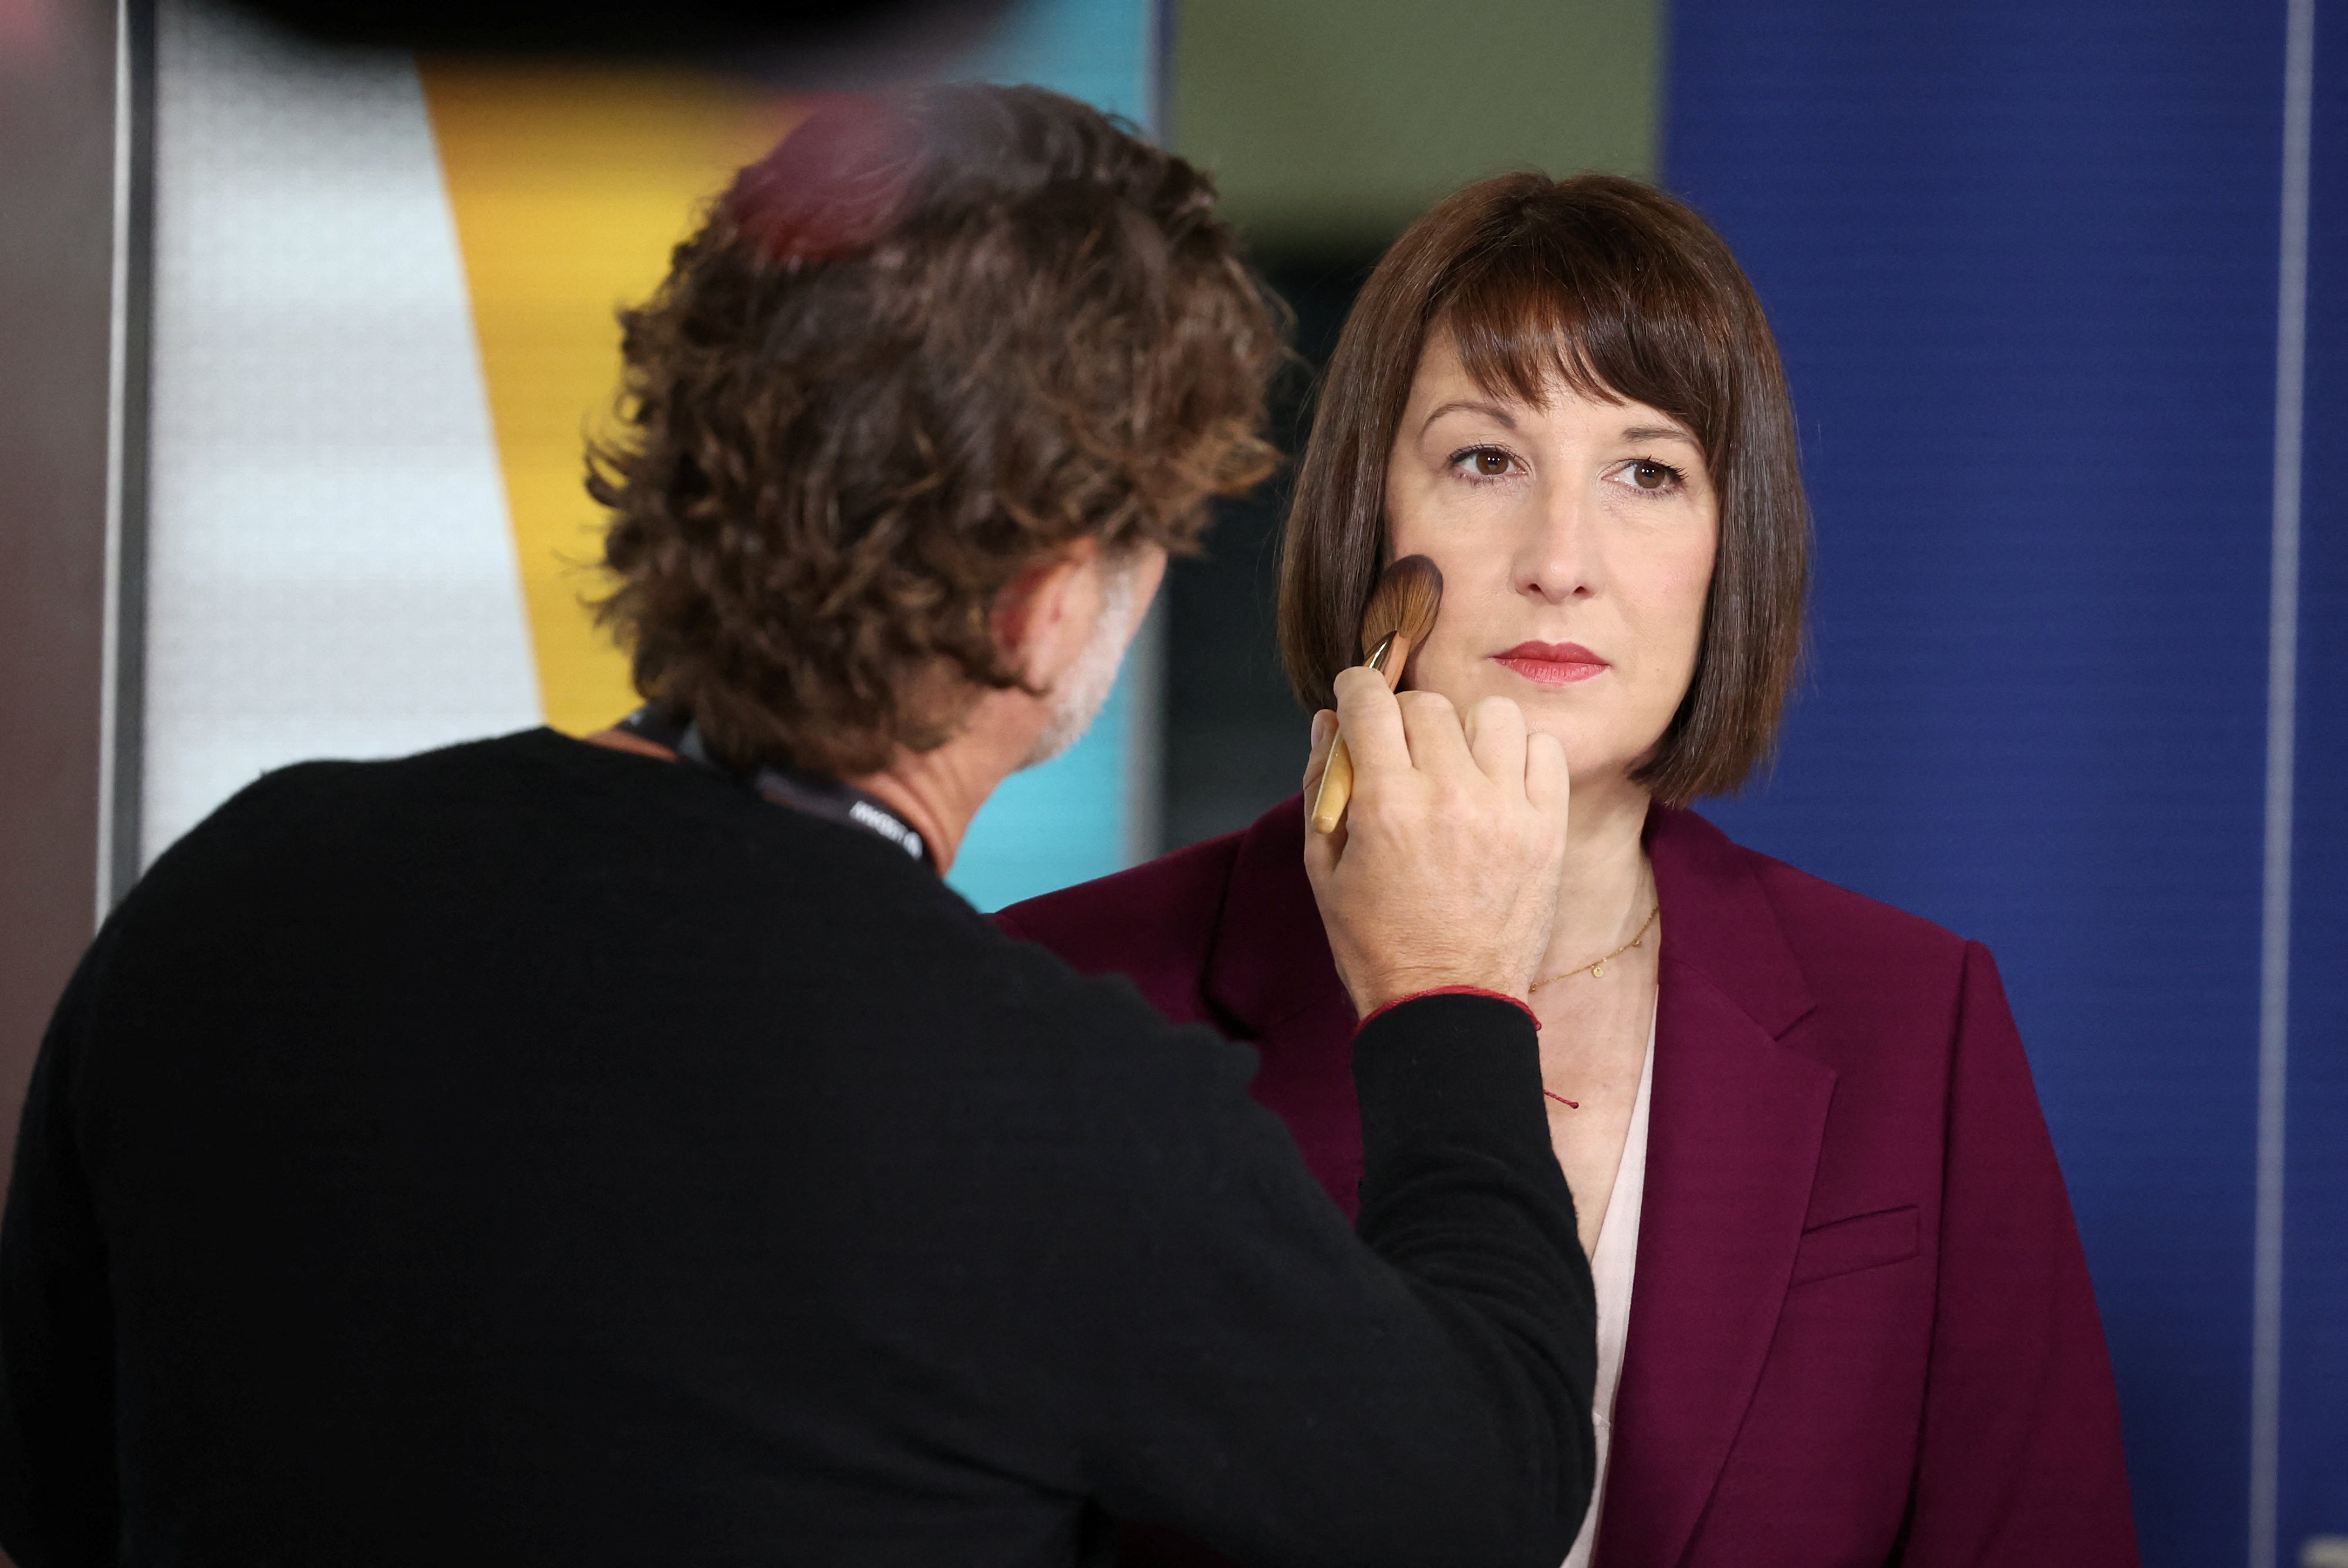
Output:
[1455, 447, 1513, 479]
[1620, 458, 1684, 492]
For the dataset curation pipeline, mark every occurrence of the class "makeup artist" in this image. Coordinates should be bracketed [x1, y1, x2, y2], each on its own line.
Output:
[0, 89, 1597, 1568]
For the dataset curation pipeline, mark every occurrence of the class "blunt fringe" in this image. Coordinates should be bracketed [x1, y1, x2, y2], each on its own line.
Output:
[592, 84, 1281, 776]
[1277, 173, 1810, 805]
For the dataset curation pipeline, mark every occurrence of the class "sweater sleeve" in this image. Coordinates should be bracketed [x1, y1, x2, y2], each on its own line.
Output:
[1067, 989, 1597, 1568]
[0, 934, 121, 1568]
[1901, 942, 2139, 1564]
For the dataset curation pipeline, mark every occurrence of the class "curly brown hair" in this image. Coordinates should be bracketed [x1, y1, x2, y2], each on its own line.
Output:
[591, 85, 1281, 775]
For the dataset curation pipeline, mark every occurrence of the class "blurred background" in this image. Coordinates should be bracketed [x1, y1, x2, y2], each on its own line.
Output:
[0, 0, 2340, 1562]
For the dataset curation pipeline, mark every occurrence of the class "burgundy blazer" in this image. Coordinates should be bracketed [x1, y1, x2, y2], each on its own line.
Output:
[996, 799, 2139, 1567]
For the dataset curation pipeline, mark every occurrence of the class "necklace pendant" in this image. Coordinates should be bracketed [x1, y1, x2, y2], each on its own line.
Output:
[1591, 962, 1605, 979]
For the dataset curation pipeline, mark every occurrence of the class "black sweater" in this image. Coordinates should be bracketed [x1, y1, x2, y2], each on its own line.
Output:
[0, 730, 1594, 1568]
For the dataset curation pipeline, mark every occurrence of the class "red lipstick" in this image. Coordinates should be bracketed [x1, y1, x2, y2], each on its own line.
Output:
[1492, 640, 1609, 687]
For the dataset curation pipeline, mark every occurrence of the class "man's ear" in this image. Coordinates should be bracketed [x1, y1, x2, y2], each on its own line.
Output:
[992, 537, 1104, 690]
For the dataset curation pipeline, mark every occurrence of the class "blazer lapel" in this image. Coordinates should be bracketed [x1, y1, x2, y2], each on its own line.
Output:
[1194, 796, 1838, 1561]
[1597, 809, 1834, 1568]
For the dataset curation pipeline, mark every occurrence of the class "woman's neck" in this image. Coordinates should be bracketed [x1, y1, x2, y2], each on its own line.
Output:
[1539, 771, 1657, 976]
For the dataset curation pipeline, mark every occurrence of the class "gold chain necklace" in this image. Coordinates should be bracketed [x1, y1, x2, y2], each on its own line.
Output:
[1530, 899, 1660, 989]
[1533, 878, 1659, 1111]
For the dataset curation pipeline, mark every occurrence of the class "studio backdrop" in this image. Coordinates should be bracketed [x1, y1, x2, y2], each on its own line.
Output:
[131, 0, 1162, 917]
[0, 2, 2336, 1564]
[1668, 4, 2346, 1563]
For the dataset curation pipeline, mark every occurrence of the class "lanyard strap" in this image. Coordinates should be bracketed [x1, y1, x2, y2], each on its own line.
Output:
[613, 705, 933, 871]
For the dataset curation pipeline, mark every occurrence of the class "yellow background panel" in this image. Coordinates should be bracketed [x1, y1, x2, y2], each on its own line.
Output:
[421, 66, 799, 734]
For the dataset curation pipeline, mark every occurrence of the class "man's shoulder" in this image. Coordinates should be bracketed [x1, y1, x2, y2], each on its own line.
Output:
[128, 730, 555, 886]
[107, 729, 1212, 1063]
[159, 729, 614, 834]
[119, 728, 936, 948]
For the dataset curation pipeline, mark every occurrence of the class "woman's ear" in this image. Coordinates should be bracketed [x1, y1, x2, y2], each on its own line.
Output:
[992, 537, 1105, 690]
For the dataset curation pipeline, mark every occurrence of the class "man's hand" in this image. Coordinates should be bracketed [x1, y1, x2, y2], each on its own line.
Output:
[1302, 668, 1570, 1018]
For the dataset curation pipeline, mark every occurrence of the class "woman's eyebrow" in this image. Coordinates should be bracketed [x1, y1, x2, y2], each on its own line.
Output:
[1620, 424, 1698, 446]
[1420, 399, 1517, 434]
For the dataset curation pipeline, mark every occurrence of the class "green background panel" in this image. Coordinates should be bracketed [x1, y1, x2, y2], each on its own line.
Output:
[1170, 0, 1664, 252]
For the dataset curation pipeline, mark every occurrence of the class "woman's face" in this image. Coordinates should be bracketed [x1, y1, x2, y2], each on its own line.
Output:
[1384, 330, 1719, 789]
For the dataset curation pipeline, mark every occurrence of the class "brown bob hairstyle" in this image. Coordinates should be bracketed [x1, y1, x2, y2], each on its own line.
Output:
[1278, 173, 1809, 806]
[592, 85, 1280, 776]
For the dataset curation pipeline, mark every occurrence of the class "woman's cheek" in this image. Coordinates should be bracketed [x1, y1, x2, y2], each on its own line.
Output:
[1656, 546, 1716, 668]
[1419, 639, 1485, 703]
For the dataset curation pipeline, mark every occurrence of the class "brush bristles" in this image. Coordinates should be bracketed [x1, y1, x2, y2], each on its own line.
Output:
[1359, 555, 1444, 660]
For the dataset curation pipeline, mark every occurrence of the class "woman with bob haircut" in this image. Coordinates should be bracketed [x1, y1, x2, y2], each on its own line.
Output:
[998, 173, 2140, 1566]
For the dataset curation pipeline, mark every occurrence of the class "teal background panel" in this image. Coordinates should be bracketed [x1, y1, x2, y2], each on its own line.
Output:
[944, 0, 1160, 912]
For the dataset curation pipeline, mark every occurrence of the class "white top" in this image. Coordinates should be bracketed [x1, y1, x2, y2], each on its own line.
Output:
[1561, 1011, 1656, 1568]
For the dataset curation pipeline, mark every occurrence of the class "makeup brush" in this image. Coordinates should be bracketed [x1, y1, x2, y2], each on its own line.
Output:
[1309, 555, 1444, 835]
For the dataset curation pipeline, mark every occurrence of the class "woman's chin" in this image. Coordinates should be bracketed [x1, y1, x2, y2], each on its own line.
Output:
[1547, 743, 1658, 801]
[1564, 762, 1639, 794]
[1409, 673, 1660, 785]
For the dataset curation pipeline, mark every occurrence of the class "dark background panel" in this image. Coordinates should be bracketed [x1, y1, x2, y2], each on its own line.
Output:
[2283, 0, 2347, 1545]
[1661, 4, 2289, 1562]
[1164, 255, 1372, 849]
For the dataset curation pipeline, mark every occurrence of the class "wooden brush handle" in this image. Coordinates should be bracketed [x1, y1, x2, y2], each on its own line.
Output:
[1309, 630, 1411, 835]
[1308, 734, 1356, 835]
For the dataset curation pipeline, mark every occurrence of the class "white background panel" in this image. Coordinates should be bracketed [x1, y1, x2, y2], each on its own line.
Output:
[143, 0, 538, 864]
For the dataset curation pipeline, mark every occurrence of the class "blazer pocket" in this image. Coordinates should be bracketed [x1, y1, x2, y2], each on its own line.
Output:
[1789, 1204, 1920, 1287]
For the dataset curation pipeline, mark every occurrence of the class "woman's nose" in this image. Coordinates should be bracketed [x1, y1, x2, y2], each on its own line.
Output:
[1516, 485, 1597, 603]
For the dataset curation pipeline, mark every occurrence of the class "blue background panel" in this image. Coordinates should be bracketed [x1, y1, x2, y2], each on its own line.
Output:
[950, 658, 1146, 911]
[1665, 4, 2314, 1561]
